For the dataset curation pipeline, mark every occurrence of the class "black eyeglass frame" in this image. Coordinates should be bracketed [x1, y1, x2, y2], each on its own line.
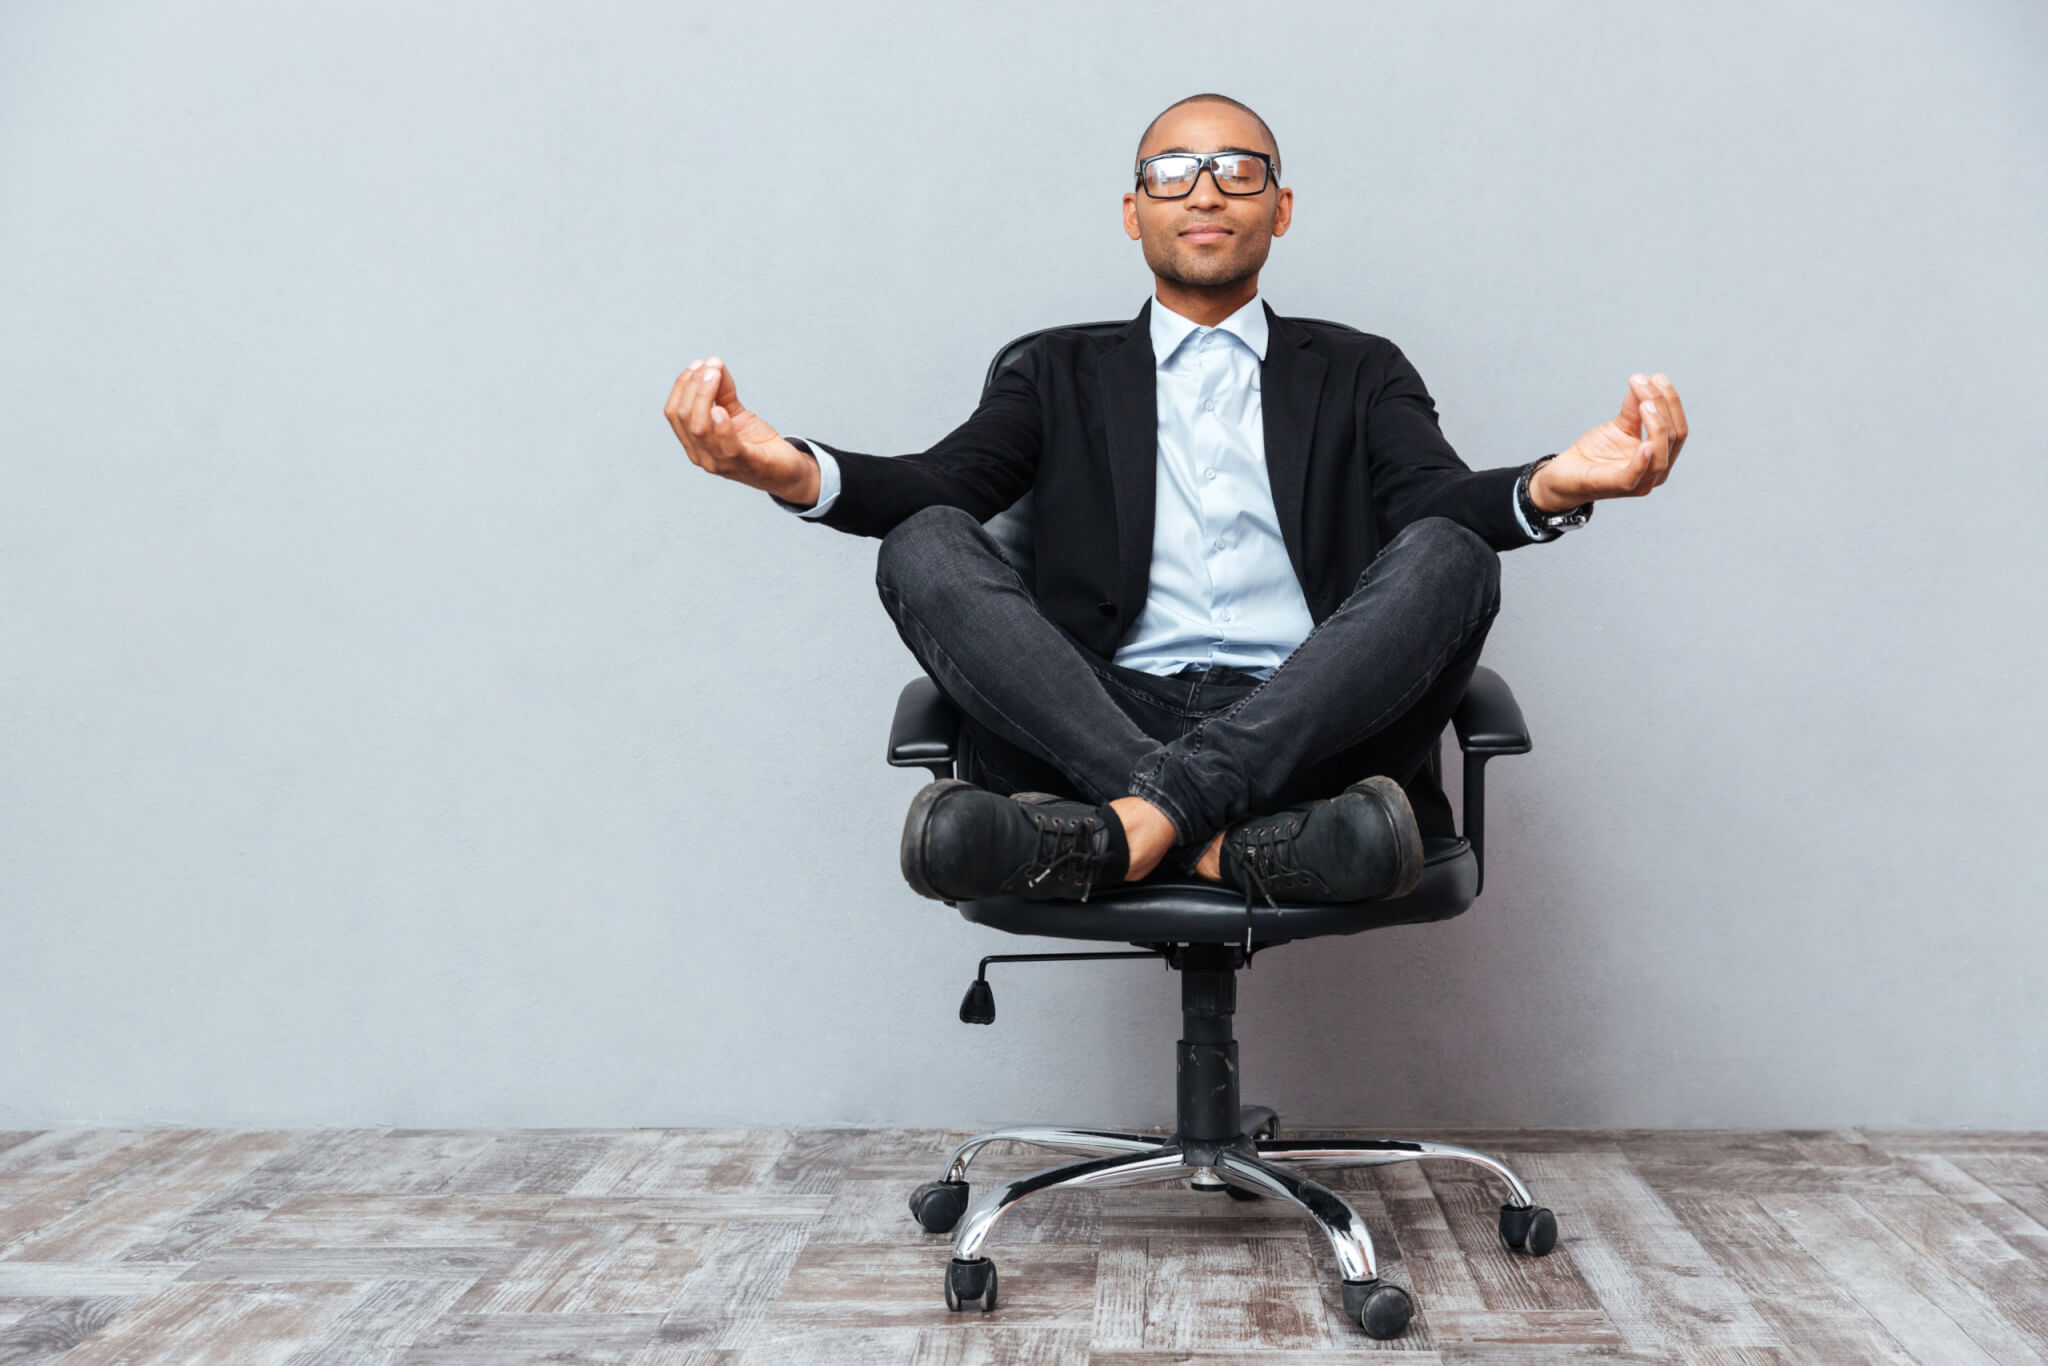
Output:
[1133, 149, 1281, 199]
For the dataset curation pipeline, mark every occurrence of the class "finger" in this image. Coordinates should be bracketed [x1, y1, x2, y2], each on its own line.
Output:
[666, 361, 708, 465]
[699, 358, 746, 464]
[1599, 444, 1652, 498]
[1603, 445, 1654, 496]
[687, 356, 719, 430]
[677, 360, 721, 466]
[1638, 395, 1671, 485]
[1651, 372, 1687, 466]
[1629, 374, 1666, 490]
[685, 356, 731, 462]
[1618, 374, 1648, 437]
[665, 359, 701, 414]
[1629, 372, 1663, 439]
[1640, 397, 1671, 489]
[1618, 452, 1650, 497]
[712, 361, 743, 417]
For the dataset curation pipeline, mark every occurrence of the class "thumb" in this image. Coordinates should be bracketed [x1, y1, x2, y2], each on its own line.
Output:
[1615, 381, 1644, 439]
[712, 361, 744, 417]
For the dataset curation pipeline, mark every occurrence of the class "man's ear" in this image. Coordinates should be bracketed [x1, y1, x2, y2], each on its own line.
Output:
[1122, 191, 1142, 241]
[1271, 186, 1294, 238]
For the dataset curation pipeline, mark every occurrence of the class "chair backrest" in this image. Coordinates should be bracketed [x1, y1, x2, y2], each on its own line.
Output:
[976, 322, 1128, 594]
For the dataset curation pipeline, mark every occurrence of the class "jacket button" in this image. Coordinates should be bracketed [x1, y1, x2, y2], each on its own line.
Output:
[1097, 601, 1117, 615]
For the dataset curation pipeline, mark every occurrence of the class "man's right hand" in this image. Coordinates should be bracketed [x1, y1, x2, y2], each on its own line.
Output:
[663, 357, 821, 508]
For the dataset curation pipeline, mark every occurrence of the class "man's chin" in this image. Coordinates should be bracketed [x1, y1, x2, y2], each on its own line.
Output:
[1159, 255, 1259, 290]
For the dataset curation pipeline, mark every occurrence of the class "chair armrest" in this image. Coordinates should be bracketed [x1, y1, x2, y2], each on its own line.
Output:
[1452, 665, 1532, 756]
[1450, 665, 1531, 898]
[888, 676, 960, 778]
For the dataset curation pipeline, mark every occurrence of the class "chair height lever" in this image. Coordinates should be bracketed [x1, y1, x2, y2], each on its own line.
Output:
[959, 951, 1162, 1025]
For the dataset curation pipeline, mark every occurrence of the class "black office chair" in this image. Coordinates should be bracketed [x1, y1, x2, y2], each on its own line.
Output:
[881, 323, 1559, 1341]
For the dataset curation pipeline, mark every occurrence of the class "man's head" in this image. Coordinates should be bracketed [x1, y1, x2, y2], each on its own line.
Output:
[1123, 94, 1292, 304]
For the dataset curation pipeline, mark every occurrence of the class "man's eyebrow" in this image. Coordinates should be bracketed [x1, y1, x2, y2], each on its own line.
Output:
[1151, 145, 1262, 156]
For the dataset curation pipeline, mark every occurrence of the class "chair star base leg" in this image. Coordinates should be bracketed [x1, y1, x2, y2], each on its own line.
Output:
[910, 1114, 1559, 1339]
[941, 1125, 1172, 1184]
[1250, 1136, 1539, 1209]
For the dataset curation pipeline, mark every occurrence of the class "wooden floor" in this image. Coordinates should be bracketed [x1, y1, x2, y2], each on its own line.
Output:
[1, 1126, 2045, 1363]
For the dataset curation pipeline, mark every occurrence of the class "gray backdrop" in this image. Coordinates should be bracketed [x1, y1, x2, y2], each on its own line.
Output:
[4, 0, 2044, 1131]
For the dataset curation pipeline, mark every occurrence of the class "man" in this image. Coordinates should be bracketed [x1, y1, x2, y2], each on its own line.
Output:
[664, 93, 1688, 916]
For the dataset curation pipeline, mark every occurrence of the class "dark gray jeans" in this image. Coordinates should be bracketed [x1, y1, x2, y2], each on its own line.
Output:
[875, 505, 1500, 869]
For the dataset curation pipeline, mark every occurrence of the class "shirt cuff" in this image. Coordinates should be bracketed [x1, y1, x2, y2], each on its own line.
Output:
[768, 437, 841, 519]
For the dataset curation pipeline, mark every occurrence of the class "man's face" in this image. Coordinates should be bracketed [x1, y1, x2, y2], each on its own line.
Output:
[1123, 102, 1292, 290]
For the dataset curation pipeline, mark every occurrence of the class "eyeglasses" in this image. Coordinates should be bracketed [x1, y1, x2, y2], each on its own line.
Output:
[1134, 149, 1278, 199]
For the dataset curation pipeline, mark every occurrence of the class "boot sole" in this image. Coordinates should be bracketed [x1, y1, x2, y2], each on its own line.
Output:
[900, 778, 978, 902]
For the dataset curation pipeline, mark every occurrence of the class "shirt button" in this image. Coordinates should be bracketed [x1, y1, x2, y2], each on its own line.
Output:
[1204, 468, 1217, 480]
[1203, 400, 1214, 412]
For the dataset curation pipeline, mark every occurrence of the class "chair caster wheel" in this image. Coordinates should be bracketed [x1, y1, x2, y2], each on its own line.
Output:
[1342, 1278, 1413, 1339]
[1499, 1203, 1558, 1256]
[1223, 1182, 1264, 1202]
[908, 1180, 970, 1234]
[944, 1256, 998, 1312]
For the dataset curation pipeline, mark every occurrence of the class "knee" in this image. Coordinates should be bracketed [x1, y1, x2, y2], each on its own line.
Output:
[876, 504, 983, 598]
[1387, 517, 1501, 618]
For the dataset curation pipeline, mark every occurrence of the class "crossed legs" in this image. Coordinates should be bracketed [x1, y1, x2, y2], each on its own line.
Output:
[875, 504, 1501, 883]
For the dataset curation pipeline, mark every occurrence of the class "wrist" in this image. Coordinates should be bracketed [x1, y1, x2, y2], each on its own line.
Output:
[1527, 456, 1576, 514]
[1515, 453, 1594, 538]
[778, 437, 822, 507]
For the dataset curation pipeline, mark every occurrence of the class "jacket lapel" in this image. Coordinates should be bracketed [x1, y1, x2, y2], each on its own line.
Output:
[1099, 299, 1158, 621]
[1260, 303, 1326, 592]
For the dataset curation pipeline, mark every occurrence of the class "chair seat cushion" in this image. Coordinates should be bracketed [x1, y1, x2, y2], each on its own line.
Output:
[954, 836, 1478, 945]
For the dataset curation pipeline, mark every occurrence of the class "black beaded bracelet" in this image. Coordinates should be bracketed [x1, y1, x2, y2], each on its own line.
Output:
[1517, 455, 1593, 535]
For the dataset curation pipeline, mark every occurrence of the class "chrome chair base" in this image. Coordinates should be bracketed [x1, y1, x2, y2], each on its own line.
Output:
[912, 1106, 1556, 1340]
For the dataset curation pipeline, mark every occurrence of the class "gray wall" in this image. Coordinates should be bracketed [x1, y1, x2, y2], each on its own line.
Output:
[4, 0, 2044, 1131]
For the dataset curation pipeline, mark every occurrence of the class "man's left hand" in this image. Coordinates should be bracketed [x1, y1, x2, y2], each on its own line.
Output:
[1530, 373, 1689, 512]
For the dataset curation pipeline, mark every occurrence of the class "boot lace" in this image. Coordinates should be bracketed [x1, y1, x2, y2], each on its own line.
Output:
[1022, 812, 1110, 902]
[1225, 816, 1305, 951]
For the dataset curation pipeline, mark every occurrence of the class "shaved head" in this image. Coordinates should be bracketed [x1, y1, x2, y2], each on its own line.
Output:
[1135, 93, 1280, 173]
[1121, 93, 1293, 324]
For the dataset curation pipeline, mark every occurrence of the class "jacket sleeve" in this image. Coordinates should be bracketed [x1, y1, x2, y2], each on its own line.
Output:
[796, 346, 1043, 540]
[1364, 343, 1542, 552]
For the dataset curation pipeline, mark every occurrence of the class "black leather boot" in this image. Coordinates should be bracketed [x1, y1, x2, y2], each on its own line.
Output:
[1218, 774, 1425, 907]
[899, 779, 1129, 903]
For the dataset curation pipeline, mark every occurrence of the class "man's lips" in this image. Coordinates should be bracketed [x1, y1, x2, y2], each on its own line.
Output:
[1180, 225, 1232, 244]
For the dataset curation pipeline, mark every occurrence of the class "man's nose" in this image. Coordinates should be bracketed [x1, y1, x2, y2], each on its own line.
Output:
[1185, 166, 1227, 206]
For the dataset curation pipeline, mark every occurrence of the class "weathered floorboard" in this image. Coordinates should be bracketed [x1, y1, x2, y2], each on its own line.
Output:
[0, 1127, 2036, 1364]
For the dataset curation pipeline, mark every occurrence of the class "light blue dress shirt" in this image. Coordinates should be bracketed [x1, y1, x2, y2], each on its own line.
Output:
[779, 296, 1563, 678]
[1110, 294, 1314, 678]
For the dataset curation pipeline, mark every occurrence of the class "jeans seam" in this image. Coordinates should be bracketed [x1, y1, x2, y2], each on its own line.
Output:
[1093, 663, 1196, 713]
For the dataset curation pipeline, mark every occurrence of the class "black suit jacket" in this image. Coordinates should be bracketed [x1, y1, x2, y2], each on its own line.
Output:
[806, 298, 1546, 661]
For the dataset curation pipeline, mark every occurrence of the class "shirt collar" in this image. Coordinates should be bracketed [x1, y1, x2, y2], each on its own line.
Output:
[1149, 292, 1270, 366]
